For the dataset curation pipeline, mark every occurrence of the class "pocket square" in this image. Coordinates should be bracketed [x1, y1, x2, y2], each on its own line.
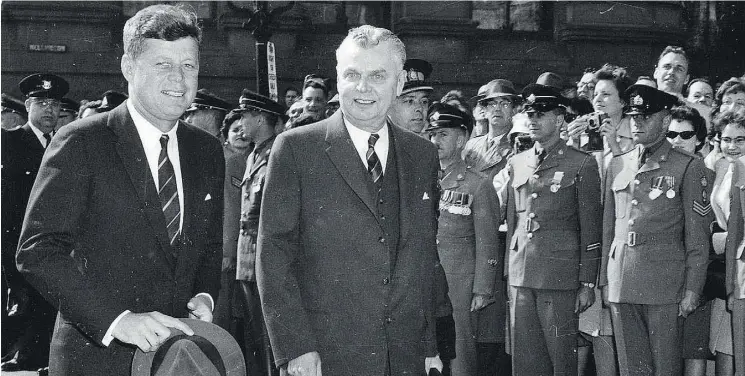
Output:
[423, 192, 430, 200]
[204, 193, 212, 201]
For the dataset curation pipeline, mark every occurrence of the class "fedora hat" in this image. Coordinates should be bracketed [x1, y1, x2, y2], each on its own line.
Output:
[131, 319, 246, 376]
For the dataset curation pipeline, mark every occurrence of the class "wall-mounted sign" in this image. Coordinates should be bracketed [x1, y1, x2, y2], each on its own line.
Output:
[28, 44, 67, 53]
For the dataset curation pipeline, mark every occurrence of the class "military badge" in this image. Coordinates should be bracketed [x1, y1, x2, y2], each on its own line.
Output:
[550, 171, 564, 193]
[231, 176, 242, 188]
[665, 176, 676, 199]
[632, 95, 643, 106]
[527, 94, 536, 103]
[649, 176, 663, 200]
[693, 200, 711, 217]
[701, 176, 708, 187]
[42, 80, 52, 90]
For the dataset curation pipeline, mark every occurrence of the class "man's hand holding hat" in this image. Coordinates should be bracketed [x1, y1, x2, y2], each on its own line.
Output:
[112, 311, 195, 352]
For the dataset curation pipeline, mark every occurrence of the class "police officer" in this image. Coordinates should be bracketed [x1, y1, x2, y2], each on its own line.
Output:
[426, 102, 506, 376]
[183, 88, 232, 138]
[215, 89, 285, 376]
[1, 94, 27, 130]
[600, 84, 711, 376]
[463, 79, 520, 177]
[55, 97, 79, 131]
[1, 73, 68, 373]
[388, 58, 433, 136]
[504, 83, 602, 376]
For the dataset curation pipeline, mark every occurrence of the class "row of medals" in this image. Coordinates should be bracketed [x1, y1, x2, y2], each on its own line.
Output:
[649, 176, 676, 200]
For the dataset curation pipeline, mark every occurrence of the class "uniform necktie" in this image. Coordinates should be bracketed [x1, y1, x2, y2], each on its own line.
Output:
[367, 133, 383, 183]
[158, 135, 181, 246]
[537, 148, 547, 165]
[43, 133, 51, 148]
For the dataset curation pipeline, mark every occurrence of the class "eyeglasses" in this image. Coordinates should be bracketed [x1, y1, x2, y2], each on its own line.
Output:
[577, 82, 596, 91]
[720, 137, 745, 146]
[666, 130, 696, 140]
[29, 98, 61, 108]
[482, 100, 512, 109]
[722, 100, 745, 108]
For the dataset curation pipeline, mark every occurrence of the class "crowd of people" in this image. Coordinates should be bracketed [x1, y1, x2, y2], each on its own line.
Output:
[1, 3, 745, 376]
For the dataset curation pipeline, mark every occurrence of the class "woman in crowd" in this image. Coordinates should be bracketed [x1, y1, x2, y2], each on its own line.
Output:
[301, 74, 329, 122]
[706, 78, 745, 170]
[221, 109, 251, 159]
[709, 108, 745, 376]
[664, 105, 714, 376]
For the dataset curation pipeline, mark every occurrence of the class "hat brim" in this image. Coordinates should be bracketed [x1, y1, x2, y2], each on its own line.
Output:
[131, 318, 245, 376]
[479, 93, 519, 102]
[400, 86, 433, 96]
[523, 103, 562, 113]
[237, 105, 284, 117]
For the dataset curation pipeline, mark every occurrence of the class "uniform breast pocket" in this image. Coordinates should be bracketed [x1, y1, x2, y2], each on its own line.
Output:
[246, 176, 265, 217]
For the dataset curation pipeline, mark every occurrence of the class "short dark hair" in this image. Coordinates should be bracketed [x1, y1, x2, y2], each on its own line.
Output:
[686, 77, 712, 96]
[221, 109, 243, 140]
[302, 75, 330, 98]
[670, 105, 707, 149]
[283, 86, 299, 96]
[123, 4, 202, 61]
[657, 45, 689, 66]
[593, 64, 633, 99]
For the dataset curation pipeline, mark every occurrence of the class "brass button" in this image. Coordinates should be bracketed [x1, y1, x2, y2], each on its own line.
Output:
[527, 233, 533, 239]
[631, 199, 638, 205]
[383, 278, 389, 285]
[529, 213, 536, 218]
[531, 193, 538, 199]
[628, 219, 635, 226]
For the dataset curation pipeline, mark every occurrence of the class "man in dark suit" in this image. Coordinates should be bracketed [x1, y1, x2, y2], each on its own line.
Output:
[2, 73, 68, 372]
[600, 84, 710, 376]
[15, 5, 224, 375]
[257, 25, 444, 376]
[504, 84, 602, 375]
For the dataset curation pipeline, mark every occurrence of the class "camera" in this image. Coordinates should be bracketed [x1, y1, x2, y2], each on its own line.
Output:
[513, 134, 535, 153]
[583, 111, 608, 152]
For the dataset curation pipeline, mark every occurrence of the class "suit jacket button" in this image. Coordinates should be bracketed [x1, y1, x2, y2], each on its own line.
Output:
[383, 278, 389, 285]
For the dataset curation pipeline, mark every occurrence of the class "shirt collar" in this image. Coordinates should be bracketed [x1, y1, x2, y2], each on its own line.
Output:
[26, 121, 49, 145]
[127, 100, 179, 139]
[343, 117, 389, 144]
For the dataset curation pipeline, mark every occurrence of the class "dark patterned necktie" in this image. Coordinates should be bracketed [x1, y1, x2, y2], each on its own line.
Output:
[367, 133, 383, 183]
[158, 135, 181, 246]
[43, 133, 51, 148]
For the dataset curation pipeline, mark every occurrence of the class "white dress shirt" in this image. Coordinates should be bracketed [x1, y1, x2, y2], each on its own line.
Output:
[344, 118, 389, 173]
[102, 101, 212, 346]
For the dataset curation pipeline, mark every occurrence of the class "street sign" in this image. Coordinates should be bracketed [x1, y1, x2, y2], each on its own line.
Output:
[267, 42, 278, 102]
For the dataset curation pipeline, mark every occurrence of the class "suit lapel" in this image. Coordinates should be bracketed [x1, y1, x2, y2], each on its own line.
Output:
[324, 112, 378, 218]
[21, 124, 46, 152]
[176, 122, 201, 245]
[391, 124, 414, 246]
[107, 104, 176, 269]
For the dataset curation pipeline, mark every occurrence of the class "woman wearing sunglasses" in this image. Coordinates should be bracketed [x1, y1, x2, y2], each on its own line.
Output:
[667, 105, 708, 155]
[665, 105, 714, 376]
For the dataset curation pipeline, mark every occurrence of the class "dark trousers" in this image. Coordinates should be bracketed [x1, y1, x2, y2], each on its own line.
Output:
[610, 303, 682, 376]
[734, 298, 745, 376]
[476, 342, 511, 376]
[510, 286, 578, 376]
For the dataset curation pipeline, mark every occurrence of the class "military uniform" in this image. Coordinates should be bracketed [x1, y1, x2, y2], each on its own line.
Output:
[436, 159, 503, 376]
[463, 134, 512, 177]
[214, 90, 284, 376]
[599, 84, 711, 376]
[505, 84, 602, 376]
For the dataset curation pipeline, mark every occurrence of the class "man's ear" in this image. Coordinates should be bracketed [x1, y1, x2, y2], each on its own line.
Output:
[24, 98, 32, 112]
[121, 54, 133, 83]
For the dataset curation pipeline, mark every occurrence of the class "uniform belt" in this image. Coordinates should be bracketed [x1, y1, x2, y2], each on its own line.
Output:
[515, 214, 578, 232]
[624, 231, 680, 247]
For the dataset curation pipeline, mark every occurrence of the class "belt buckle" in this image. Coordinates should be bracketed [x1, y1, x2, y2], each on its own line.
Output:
[627, 231, 637, 247]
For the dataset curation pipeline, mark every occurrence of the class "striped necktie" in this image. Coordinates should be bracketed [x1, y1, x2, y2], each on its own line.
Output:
[158, 134, 181, 246]
[43, 133, 51, 148]
[367, 133, 383, 183]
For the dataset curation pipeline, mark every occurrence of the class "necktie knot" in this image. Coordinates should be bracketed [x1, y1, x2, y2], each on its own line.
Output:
[368, 133, 380, 148]
[43, 133, 52, 148]
[160, 134, 169, 149]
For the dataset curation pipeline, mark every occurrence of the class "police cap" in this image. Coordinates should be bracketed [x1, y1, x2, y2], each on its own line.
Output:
[521, 84, 570, 113]
[237, 89, 285, 117]
[401, 59, 433, 96]
[186, 89, 231, 113]
[19, 73, 69, 100]
[425, 102, 473, 134]
[623, 84, 680, 116]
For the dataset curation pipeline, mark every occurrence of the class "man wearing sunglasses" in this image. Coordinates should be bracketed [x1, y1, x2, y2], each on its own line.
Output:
[600, 84, 712, 376]
[1, 72, 69, 373]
